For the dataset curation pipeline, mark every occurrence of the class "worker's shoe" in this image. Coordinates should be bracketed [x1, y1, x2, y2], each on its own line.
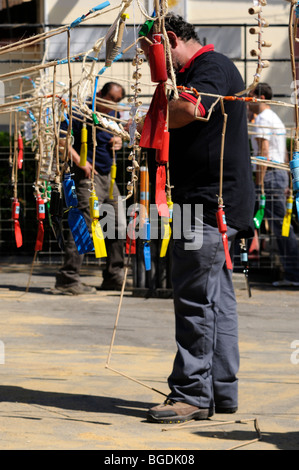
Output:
[147, 399, 213, 424]
[215, 406, 238, 414]
[272, 279, 299, 288]
[53, 283, 96, 295]
[98, 279, 123, 291]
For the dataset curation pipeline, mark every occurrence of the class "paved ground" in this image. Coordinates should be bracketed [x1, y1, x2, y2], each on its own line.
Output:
[0, 262, 298, 451]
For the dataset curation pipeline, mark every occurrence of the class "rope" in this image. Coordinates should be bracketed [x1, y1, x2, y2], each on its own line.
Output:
[288, 0, 299, 146]
[236, 0, 272, 96]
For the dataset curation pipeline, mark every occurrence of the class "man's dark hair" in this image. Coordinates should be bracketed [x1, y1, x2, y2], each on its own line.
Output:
[100, 82, 126, 99]
[164, 13, 200, 42]
[253, 82, 273, 100]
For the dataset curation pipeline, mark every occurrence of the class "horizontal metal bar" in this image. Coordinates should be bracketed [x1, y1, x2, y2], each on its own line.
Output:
[0, 23, 290, 29]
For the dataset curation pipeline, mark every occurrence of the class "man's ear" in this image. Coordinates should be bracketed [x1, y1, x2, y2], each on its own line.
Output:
[167, 31, 178, 49]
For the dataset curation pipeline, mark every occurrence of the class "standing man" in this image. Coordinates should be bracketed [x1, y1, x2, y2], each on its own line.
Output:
[55, 82, 127, 295]
[140, 14, 255, 423]
[249, 82, 299, 287]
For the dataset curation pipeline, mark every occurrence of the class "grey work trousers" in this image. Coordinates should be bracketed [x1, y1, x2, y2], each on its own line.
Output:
[263, 169, 299, 282]
[168, 220, 239, 411]
[56, 168, 126, 287]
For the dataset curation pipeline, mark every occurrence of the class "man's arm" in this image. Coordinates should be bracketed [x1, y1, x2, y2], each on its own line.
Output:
[255, 137, 269, 186]
[109, 135, 122, 151]
[168, 98, 201, 129]
[59, 138, 94, 178]
[256, 137, 269, 160]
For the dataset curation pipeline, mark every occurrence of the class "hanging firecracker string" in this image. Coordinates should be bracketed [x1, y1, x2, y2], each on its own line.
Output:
[109, 110, 118, 200]
[11, 111, 23, 249]
[216, 100, 233, 271]
[288, 0, 299, 220]
[139, 161, 151, 271]
[237, 0, 272, 96]
[89, 124, 107, 259]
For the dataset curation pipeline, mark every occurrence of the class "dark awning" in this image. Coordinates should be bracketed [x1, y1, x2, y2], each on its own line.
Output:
[0, 0, 32, 11]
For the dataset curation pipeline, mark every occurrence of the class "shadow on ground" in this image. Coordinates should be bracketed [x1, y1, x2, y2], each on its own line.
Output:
[193, 429, 299, 451]
[1, 386, 299, 450]
[0, 385, 152, 420]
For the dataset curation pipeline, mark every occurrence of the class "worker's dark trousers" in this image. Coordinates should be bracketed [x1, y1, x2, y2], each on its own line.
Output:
[263, 169, 299, 283]
[168, 219, 239, 411]
[56, 167, 126, 287]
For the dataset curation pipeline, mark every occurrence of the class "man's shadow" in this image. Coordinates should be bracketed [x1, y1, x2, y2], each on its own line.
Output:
[0, 385, 153, 422]
[194, 429, 299, 451]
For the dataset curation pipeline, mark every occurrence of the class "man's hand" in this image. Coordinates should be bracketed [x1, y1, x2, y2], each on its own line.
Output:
[124, 118, 133, 131]
[80, 160, 95, 179]
[110, 136, 123, 151]
[67, 145, 97, 179]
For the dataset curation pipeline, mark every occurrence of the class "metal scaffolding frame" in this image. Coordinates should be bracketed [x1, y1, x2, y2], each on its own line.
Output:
[0, 22, 297, 287]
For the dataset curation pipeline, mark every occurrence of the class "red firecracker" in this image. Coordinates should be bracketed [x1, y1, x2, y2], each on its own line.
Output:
[148, 34, 168, 83]
[216, 206, 233, 270]
[18, 133, 24, 170]
[35, 195, 45, 251]
[12, 198, 23, 248]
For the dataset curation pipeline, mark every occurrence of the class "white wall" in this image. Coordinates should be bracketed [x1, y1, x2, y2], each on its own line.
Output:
[188, 0, 289, 24]
[47, 0, 146, 25]
[45, 1, 294, 103]
[0, 0, 296, 127]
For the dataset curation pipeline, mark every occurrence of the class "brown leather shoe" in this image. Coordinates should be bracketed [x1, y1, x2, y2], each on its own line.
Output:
[147, 399, 214, 424]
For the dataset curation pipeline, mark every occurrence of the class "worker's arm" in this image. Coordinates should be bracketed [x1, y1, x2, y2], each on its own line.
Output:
[136, 96, 202, 133]
[59, 138, 94, 178]
[168, 98, 201, 129]
[109, 135, 123, 151]
[257, 137, 269, 160]
[255, 137, 269, 186]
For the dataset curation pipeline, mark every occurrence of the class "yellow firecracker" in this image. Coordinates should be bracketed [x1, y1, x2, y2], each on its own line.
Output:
[109, 163, 117, 200]
[160, 195, 173, 258]
[282, 195, 294, 237]
[80, 123, 88, 167]
[89, 189, 107, 258]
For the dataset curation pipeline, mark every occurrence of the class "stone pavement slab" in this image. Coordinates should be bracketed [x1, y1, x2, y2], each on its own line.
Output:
[0, 264, 298, 451]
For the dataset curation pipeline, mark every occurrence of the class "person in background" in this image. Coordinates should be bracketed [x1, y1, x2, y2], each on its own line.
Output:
[55, 82, 127, 295]
[249, 82, 299, 287]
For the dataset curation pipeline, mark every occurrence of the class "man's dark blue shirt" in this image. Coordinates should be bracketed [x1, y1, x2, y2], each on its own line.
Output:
[61, 109, 118, 175]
